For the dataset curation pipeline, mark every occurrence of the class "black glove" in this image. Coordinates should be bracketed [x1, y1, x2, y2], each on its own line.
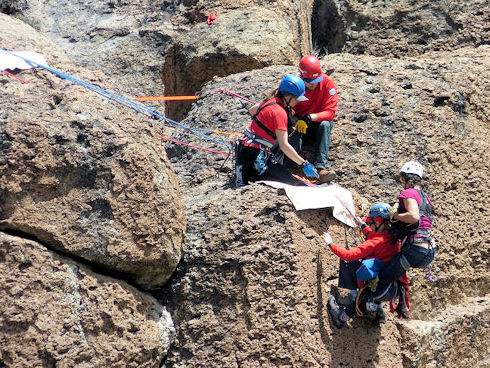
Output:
[298, 115, 312, 124]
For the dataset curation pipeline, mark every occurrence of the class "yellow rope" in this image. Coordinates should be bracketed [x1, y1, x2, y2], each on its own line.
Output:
[213, 130, 242, 136]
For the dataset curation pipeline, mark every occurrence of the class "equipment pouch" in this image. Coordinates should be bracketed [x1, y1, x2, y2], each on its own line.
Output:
[254, 150, 268, 175]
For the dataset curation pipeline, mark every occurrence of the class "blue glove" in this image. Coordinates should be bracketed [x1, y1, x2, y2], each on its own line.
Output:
[301, 160, 319, 178]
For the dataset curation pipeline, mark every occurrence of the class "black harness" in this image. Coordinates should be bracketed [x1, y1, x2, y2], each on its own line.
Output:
[251, 101, 280, 141]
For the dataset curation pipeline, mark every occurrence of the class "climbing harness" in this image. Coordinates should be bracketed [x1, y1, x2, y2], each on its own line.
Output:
[0, 48, 232, 150]
[249, 101, 280, 142]
[242, 129, 274, 150]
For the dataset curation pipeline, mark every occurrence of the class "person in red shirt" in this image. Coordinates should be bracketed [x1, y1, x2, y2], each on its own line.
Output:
[288, 55, 338, 184]
[233, 74, 319, 187]
[322, 202, 408, 328]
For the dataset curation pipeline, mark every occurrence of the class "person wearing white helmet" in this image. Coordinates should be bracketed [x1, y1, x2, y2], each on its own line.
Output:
[372, 160, 437, 304]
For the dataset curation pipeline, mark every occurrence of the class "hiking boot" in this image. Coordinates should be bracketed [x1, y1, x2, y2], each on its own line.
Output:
[372, 305, 386, 325]
[336, 294, 354, 306]
[316, 169, 337, 184]
[327, 295, 345, 329]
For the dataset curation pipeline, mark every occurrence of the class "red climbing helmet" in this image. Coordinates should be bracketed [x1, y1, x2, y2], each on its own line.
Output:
[298, 55, 323, 84]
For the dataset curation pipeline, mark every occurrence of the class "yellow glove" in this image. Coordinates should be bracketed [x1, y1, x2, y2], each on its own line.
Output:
[295, 119, 308, 134]
[389, 203, 399, 222]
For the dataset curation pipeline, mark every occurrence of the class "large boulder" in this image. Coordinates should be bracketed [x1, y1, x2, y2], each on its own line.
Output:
[312, 0, 490, 57]
[162, 7, 300, 120]
[0, 232, 175, 368]
[0, 14, 186, 290]
[10, 0, 178, 99]
[161, 46, 490, 365]
[8, 0, 314, 121]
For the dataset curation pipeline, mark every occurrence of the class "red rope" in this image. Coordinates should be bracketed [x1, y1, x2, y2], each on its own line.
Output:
[216, 88, 257, 104]
[2, 70, 29, 84]
[291, 174, 317, 187]
[155, 134, 233, 156]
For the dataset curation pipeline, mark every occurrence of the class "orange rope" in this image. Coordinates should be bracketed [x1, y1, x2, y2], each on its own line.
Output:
[213, 130, 242, 136]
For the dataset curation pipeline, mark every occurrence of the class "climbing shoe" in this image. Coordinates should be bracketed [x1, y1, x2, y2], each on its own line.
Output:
[327, 295, 345, 329]
[336, 293, 354, 306]
[316, 169, 337, 184]
[372, 305, 386, 325]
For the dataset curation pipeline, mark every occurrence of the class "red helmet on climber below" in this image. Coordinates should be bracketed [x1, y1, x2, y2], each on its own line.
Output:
[298, 55, 324, 84]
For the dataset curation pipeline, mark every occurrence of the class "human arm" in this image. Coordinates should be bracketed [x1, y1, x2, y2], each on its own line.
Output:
[323, 232, 377, 261]
[249, 103, 260, 116]
[309, 78, 338, 122]
[276, 129, 307, 166]
[393, 198, 419, 224]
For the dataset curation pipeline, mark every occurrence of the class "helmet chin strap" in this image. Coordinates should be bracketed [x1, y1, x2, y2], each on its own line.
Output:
[375, 221, 388, 232]
[282, 95, 294, 114]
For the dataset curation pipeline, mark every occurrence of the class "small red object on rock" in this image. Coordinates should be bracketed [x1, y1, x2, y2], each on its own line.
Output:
[207, 13, 217, 25]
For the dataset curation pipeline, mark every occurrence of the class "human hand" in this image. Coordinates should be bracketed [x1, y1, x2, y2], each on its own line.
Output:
[295, 119, 308, 134]
[301, 161, 319, 178]
[354, 216, 367, 228]
[322, 232, 333, 247]
[389, 203, 399, 222]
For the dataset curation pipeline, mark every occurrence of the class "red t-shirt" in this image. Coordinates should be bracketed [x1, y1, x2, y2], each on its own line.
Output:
[330, 227, 400, 264]
[293, 74, 338, 122]
[247, 97, 288, 143]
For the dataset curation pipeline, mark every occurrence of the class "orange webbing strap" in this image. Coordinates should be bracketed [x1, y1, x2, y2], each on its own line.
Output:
[213, 130, 242, 136]
[355, 285, 367, 317]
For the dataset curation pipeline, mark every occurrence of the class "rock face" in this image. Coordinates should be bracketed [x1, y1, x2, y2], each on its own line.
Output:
[0, 232, 175, 368]
[162, 47, 490, 366]
[11, 0, 314, 121]
[0, 15, 186, 290]
[162, 7, 300, 120]
[1, 0, 489, 367]
[312, 0, 489, 56]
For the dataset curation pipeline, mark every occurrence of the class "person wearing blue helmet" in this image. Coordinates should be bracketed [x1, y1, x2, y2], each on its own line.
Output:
[232, 74, 319, 187]
[322, 202, 409, 328]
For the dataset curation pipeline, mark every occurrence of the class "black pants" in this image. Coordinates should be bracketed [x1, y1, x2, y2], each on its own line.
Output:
[235, 143, 302, 186]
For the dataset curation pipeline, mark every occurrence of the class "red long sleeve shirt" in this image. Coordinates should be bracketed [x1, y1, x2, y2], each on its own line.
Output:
[293, 74, 338, 122]
[330, 227, 400, 263]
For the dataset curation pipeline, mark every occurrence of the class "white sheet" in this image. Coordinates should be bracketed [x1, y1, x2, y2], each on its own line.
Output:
[256, 181, 357, 227]
[0, 51, 49, 71]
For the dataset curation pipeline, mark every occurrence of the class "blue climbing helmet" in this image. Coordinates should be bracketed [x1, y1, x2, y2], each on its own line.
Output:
[367, 202, 391, 220]
[278, 74, 308, 101]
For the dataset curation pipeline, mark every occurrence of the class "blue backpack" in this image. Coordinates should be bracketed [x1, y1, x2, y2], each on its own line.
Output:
[356, 258, 385, 282]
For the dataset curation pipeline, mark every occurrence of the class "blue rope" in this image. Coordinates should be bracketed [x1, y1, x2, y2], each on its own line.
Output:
[0, 48, 232, 149]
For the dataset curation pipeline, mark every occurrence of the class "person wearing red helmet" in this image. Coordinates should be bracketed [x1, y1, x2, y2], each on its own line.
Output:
[289, 55, 339, 184]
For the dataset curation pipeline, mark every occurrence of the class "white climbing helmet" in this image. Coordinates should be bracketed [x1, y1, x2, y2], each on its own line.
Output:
[400, 161, 424, 179]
